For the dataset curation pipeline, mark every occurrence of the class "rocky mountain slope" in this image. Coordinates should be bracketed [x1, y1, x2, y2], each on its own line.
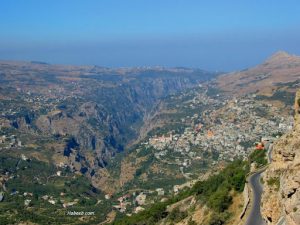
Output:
[0, 61, 218, 191]
[216, 51, 300, 96]
[261, 90, 300, 225]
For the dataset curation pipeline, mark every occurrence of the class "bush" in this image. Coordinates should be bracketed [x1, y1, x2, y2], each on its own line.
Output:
[230, 170, 246, 192]
[249, 150, 267, 167]
[267, 177, 280, 191]
[208, 212, 231, 225]
[187, 218, 197, 225]
[168, 207, 188, 223]
[207, 187, 232, 212]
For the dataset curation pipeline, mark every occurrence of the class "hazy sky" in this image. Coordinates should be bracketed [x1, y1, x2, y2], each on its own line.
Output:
[1, 0, 300, 71]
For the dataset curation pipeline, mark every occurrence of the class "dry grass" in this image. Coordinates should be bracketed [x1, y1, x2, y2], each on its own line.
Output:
[226, 191, 244, 225]
[216, 52, 300, 96]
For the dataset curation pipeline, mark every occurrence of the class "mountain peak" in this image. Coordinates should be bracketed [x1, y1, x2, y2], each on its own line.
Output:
[270, 50, 290, 58]
[265, 51, 296, 63]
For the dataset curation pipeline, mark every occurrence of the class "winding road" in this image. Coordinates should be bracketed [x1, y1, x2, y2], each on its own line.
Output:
[245, 143, 274, 225]
[245, 170, 266, 225]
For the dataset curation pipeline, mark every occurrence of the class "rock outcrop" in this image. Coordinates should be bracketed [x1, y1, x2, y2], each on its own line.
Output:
[261, 90, 300, 225]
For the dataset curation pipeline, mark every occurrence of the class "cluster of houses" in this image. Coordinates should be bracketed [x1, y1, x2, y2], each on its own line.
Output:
[0, 156, 78, 209]
[110, 90, 294, 215]
[5, 192, 79, 208]
[41, 194, 79, 208]
[0, 134, 22, 149]
[0, 184, 79, 208]
[111, 189, 166, 214]
[142, 93, 294, 178]
[15, 87, 69, 106]
[112, 192, 148, 213]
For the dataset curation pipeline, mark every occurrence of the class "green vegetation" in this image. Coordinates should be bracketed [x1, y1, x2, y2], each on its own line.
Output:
[135, 155, 155, 177]
[135, 146, 152, 158]
[112, 201, 168, 225]
[168, 207, 188, 223]
[187, 218, 197, 225]
[147, 123, 186, 137]
[272, 131, 284, 138]
[255, 90, 295, 106]
[191, 160, 248, 216]
[267, 177, 280, 191]
[208, 212, 231, 225]
[249, 149, 268, 167]
[206, 87, 222, 97]
[112, 160, 249, 225]
[0, 154, 109, 225]
[254, 106, 269, 118]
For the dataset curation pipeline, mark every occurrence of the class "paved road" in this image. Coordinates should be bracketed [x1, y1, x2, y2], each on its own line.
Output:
[244, 142, 284, 225]
[245, 170, 266, 225]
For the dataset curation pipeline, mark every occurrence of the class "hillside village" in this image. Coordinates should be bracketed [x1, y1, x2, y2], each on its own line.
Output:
[141, 90, 293, 179]
[107, 87, 294, 215]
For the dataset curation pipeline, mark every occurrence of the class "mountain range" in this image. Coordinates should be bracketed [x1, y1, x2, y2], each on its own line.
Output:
[0, 51, 299, 224]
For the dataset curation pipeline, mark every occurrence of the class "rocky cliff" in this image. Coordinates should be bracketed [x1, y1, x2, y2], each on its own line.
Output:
[261, 90, 300, 225]
[0, 61, 219, 192]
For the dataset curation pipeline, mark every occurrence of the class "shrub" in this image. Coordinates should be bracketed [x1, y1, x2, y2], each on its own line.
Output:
[267, 177, 280, 191]
[207, 187, 232, 212]
[249, 149, 267, 167]
[208, 212, 231, 225]
[168, 207, 188, 223]
[187, 218, 197, 225]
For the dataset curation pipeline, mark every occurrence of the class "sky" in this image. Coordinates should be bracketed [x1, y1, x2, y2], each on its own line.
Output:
[1, 0, 300, 71]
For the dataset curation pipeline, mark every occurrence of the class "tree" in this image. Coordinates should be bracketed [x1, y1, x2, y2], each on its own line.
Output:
[208, 188, 232, 212]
